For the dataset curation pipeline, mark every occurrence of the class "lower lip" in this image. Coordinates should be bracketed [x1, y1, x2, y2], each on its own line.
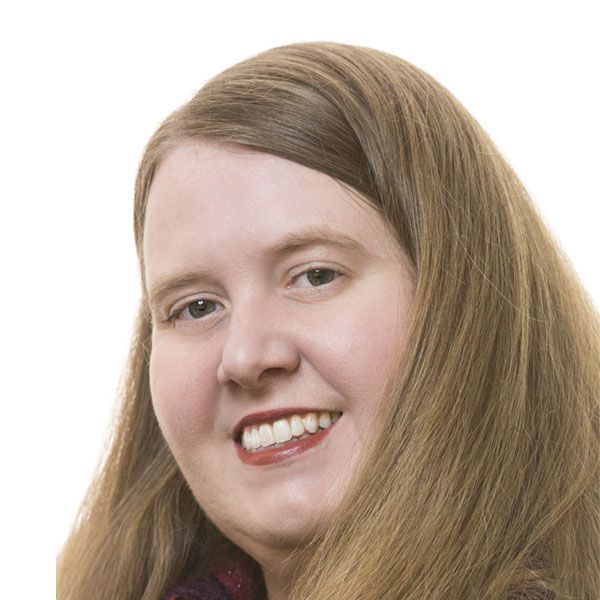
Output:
[235, 420, 339, 466]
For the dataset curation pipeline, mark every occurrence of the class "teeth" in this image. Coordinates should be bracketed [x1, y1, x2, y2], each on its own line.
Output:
[242, 428, 252, 449]
[272, 418, 293, 443]
[302, 413, 319, 433]
[290, 415, 304, 437]
[250, 427, 260, 449]
[318, 412, 331, 428]
[259, 423, 275, 447]
[240, 411, 341, 451]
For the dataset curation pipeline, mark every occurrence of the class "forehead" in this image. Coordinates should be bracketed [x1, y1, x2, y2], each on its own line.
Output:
[143, 140, 402, 282]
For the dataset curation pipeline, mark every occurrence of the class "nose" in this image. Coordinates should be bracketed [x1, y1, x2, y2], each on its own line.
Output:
[216, 295, 301, 390]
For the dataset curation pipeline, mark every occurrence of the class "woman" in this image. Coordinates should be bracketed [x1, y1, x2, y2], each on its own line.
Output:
[57, 42, 599, 599]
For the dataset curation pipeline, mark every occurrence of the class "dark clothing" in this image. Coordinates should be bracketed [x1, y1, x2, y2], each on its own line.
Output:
[164, 551, 265, 600]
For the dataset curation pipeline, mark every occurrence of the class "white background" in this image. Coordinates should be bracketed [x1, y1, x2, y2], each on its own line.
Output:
[1, 1, 598, 596]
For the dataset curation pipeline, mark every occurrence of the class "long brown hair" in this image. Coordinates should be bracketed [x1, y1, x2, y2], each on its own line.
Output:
[57, 41, 599, 599]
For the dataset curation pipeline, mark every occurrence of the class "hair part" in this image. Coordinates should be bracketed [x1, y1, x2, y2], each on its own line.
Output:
[58, 41, 599, 599]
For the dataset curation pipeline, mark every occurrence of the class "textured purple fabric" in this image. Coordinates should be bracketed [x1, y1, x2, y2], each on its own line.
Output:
[212, 556, 264, 600]
[164, 574, 231, 600]
[163, 550, 265, 600]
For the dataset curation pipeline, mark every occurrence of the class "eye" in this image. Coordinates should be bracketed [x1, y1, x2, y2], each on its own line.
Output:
[170, 299, 219, 322]
[293, 267, 341, 288]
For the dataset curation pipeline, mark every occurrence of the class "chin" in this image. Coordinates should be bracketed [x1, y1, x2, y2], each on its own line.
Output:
[251, 512, 323, 553]
[254, 494, 334, 546]
[209, 511, 318, 562]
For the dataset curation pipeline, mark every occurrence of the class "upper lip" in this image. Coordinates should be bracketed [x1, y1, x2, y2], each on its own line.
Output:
[232, 407, 340, 441]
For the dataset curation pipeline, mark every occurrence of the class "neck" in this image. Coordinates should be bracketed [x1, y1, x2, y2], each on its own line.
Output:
[258, 548, 301, 600]
[261, 566, 292, 600]
[219, 530, 305, 599]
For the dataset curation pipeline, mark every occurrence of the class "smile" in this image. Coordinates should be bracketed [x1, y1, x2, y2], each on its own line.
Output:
[240, 411, 342, 451]
[235, 411, 342, 466]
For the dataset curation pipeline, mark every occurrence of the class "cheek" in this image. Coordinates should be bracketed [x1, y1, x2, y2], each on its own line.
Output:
[312, 284, 411, 415]
[149, 334, 221, 443]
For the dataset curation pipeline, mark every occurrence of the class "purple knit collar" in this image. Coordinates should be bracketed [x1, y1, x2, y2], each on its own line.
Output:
[164, 549, 266, 600]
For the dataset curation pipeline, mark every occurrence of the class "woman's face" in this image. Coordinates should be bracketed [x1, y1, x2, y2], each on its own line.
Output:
[144, 140, 415, 561]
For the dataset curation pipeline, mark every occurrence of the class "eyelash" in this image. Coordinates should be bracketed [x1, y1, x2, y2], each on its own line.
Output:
[165, 266, 343, 324]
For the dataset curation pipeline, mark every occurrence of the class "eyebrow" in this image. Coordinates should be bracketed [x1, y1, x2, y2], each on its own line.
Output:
[146, 225, 376, 312]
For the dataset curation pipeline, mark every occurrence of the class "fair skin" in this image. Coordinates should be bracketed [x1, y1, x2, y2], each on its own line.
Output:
[143, 140, 415, 599]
